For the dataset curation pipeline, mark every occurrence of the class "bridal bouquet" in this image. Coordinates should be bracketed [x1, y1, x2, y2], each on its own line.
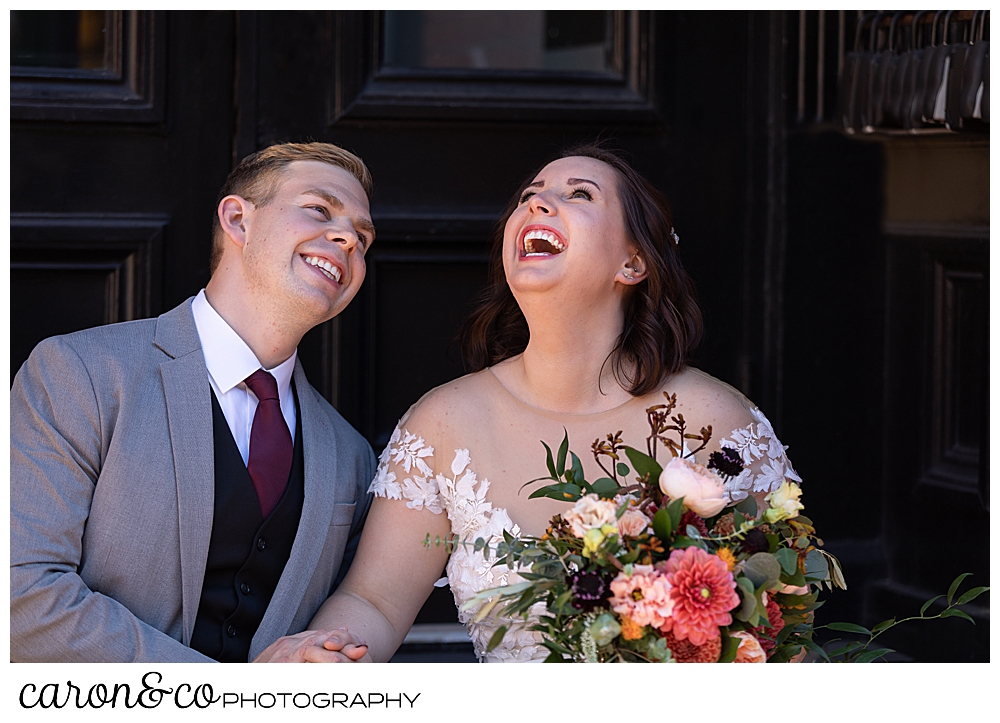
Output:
[453, 393, 987, 662]
[461, 392, 843, 663]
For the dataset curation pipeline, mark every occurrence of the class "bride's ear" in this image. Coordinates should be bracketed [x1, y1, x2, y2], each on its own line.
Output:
[616, 251, 648, 285]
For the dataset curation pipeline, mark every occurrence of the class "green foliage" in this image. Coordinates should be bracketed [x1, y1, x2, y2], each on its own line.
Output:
[623, 446, 663, 481]
[819, 572, 988, 662]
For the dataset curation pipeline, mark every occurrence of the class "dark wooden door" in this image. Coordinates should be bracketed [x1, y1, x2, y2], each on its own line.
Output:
[11, 11, 236, 380]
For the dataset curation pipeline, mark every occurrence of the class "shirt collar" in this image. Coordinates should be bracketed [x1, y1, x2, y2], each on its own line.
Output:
[191, 289, 297, 395]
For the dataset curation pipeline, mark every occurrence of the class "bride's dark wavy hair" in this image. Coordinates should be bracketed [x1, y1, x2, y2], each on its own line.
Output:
[458, 144, 703, 396]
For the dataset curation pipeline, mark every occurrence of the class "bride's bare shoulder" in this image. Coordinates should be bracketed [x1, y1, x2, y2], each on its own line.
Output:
[660, 366, 757, 423]
[397, 370, 497, 435]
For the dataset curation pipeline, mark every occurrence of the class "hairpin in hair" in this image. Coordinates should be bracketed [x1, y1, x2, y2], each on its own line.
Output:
[669, 227, 680, 245]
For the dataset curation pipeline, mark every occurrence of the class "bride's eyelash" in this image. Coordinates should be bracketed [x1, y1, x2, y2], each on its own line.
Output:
[518, 186, 593, 204]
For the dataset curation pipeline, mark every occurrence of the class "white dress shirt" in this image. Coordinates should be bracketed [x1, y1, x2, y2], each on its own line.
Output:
[191, 289, 298, 466]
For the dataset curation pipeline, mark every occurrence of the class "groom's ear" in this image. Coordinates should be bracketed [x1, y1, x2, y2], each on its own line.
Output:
[217, 195, 254, 249]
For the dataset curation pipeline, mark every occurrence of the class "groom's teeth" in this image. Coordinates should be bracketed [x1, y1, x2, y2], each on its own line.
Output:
[304, 255, 341, 282]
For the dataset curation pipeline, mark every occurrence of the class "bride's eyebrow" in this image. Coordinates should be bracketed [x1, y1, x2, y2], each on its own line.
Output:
[567, 177, 600, 190]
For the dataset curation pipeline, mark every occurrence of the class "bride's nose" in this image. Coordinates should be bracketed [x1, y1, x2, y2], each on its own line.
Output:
[527, 191, 555, 216]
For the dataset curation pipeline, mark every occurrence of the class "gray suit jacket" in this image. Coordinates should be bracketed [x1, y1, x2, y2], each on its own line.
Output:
[10, 298, 375, 662]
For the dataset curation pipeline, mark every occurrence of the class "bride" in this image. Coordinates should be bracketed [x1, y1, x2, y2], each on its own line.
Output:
[274, 145, 799, 662]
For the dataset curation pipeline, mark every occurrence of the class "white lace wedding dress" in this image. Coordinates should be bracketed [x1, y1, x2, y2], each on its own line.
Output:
[368, 372, 800, 663]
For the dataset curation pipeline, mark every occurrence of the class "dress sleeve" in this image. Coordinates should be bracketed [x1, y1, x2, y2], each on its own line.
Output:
[717, 405, 802, 504]
[368, 422, 445, 515]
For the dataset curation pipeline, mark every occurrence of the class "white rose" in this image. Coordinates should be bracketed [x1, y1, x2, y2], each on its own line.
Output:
[563, 494, 619, 538]
[658, 456, 727, 518]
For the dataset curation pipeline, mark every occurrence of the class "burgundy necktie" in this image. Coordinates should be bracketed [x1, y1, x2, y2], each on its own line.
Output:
[243, 369, 293, 519]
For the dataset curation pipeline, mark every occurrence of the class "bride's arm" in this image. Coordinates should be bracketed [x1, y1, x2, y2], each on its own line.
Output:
[308, 494, 451, 662]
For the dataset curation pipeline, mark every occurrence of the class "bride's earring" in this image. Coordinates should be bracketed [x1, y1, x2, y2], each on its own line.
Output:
[622, 253, 640, 281]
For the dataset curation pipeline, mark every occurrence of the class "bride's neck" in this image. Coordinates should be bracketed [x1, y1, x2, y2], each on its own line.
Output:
[503, 295, 632, 415]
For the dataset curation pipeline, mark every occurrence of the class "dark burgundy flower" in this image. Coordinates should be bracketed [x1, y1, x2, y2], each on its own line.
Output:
[678, 510, 710, 538]
[569, 570, 612, 612]
[741, 528, 769, 554]
[707, 448, 744, 478]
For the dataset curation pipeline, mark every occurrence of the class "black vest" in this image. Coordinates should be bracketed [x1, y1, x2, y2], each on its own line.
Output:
[190, 388, 305, 662]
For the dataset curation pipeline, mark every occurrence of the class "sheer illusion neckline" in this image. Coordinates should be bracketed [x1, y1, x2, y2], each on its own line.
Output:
[484, 366, 641, 419]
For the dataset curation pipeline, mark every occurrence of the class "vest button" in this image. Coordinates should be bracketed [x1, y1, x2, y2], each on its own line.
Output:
[257, 538, 267, 551]
[240, 582, 251, 595]
[227, 625, 237, 638]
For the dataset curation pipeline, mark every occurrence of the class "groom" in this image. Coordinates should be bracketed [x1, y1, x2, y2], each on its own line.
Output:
[11, 142, 376, 662]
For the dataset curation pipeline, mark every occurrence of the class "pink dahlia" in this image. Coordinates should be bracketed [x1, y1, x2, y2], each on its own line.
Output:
[658, 546, 740, 646]
[609, 565, 674, 629]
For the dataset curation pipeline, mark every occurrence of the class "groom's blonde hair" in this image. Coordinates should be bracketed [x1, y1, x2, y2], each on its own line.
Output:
[210, 142, 373, 274]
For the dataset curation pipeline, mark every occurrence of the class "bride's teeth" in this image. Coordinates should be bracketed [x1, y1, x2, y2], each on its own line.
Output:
[522, 229, 565, 255]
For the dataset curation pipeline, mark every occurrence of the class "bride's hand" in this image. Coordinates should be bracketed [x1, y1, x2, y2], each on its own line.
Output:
[252, 627, 369, 663]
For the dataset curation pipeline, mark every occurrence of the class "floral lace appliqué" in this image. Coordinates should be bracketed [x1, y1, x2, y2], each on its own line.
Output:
[719, 407, 801, 502]
[368, 424, 547, 662]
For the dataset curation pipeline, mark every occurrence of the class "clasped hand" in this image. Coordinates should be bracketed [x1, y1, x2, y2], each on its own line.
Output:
[252, 627, 369, 663]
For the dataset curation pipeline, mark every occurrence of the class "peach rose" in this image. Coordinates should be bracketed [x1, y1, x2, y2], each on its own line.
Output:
[731, 631, 766, 663]
[617, 508, 651, 537]
[658, 457, 728, 518]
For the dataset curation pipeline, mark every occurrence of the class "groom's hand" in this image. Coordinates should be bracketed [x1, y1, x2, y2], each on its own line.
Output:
[252, 628, 368, 663]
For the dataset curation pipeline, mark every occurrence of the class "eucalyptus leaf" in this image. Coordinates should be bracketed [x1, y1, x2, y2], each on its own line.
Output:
[717, 630, 739, 663]
[733, 509, 746, 533]
[527, 482, 582, 501]
[822, 550, 848, 590]
[619, 548, 640, 565]
[919, 594, 944, 617]
[616, 462, 630, 477]
[570, 452, 586, 486]
[652, 507, 673, 540]
[735, 578, 757, 622]
[742, 552, 782, 587]
[486, 625, 508, 652]
[623, 446, 663, 481]
[774, 547, 799, 576]
[947, 572, 972, 605]
[826, 640, 863, 658]
[826, 622, 871, 635]
[767, 643, 804, 663]
[591, 477, 619, 499]
[667, 497, 685, 533]
[870, 618, 896, 634]
[798, 636, 831, 663]
[556, 429, 569, 477]
[803, 549, 829, 580]
[955, 586, 990, 606]
[939, 608, 975, 624]
[686, 524, 703, 540]
[853, 648, 895, 663]
[541, 441, 557, 480]
[734, 496, 758, 519]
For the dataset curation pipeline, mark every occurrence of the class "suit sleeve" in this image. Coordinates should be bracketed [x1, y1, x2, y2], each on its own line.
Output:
[332, 443, 376, 590]
[9, 337, 213, 663]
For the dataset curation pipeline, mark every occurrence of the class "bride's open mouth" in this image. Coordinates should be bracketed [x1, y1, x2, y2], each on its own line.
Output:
[520, 227, 566, 258]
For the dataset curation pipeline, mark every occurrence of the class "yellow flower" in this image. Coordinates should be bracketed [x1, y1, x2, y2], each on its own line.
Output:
[716, 547, 737, 572]
[619, 615, 645, 641]
[763, 480, 804, 523]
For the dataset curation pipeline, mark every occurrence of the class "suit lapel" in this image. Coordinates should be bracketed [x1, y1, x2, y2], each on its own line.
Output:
[252, 362, 340, 657]
[155, 301, 215, 646]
